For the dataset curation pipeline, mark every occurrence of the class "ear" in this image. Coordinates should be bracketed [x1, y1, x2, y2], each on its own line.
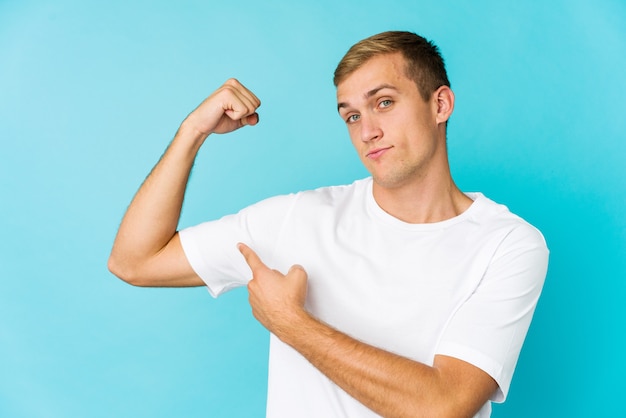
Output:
[434, 86, 454, 124]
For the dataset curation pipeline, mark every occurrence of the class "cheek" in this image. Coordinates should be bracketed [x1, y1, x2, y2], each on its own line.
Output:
[347, 126, 360, 145]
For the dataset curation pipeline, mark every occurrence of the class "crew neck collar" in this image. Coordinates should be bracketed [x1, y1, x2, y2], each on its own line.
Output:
[363, 177, 483, 231]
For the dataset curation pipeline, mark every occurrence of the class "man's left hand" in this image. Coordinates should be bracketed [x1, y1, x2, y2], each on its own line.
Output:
[238, 243, 309, 337]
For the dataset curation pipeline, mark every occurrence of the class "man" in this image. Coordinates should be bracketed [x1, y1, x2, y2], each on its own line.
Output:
[109, 31, 548, 417]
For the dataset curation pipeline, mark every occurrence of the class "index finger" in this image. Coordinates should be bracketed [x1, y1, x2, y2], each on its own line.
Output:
[238, 242, 266, 271]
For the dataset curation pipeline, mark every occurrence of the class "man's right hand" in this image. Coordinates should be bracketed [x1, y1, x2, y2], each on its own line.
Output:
[182, 78, 261, 137]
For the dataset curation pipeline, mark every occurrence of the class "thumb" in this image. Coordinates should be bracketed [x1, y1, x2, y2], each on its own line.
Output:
[287, 264, 307, 278]
[240, 112, 259, 127]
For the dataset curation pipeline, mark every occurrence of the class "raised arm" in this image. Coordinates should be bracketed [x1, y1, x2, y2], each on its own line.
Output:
[108, 79, 261, 287]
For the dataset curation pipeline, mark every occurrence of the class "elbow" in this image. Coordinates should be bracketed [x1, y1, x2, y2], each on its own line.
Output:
[399, 390, 485, 418]
[424, 394, 490, 418]
[107, 253, 149, 287]
[406, 403, 476, 418]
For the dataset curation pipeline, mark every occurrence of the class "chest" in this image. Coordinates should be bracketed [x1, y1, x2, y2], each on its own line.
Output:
[273, 216, 496, 361]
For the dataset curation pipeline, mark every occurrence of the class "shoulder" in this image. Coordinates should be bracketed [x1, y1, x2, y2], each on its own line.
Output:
[237, 178, 370, 220]
[295, 177, 370, 203]
[466, 193, 548, 254]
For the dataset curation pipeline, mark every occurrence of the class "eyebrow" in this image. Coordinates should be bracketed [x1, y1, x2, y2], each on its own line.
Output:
[337, 84, 398, 111]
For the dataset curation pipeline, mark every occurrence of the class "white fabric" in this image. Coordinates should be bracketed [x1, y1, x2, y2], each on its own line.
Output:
[179, 177, 549, 418]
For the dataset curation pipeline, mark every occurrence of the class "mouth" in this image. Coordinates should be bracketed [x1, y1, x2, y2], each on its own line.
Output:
[366, 146, 392, 160]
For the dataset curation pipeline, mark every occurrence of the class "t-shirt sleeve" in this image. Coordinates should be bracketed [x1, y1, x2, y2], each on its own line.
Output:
[178, 193, 297, 297]
[435, 223, 549, 402]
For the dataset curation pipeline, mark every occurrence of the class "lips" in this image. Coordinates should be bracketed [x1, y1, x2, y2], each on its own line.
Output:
[366, 146, 392, 160]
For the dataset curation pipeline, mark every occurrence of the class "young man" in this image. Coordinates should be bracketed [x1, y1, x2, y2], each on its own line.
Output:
[109, 31, 548, 417]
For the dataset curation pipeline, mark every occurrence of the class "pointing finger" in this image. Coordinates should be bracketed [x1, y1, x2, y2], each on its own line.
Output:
[238, 243, 266, 271]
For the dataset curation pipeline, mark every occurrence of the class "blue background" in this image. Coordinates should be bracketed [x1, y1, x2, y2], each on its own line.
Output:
[1, 0, 624, 416]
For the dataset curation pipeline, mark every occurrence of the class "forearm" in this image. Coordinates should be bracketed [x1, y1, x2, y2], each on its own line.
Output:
[279, 312, 449, 418]
[278, 309, 497, 418]
[108, 123, 206, 280]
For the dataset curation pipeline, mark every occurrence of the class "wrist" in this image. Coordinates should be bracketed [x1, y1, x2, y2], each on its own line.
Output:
[174, 120, 211, 150]
[275, 308, 319, 346]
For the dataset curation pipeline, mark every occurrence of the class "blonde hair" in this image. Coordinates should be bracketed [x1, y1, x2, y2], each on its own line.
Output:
[334, 31, 450, 101]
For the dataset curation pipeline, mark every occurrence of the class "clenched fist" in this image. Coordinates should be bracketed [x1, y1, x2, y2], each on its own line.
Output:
[183, 78, 261, 137]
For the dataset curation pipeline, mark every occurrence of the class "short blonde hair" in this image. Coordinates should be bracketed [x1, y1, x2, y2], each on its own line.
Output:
[334, 31, 450, 101]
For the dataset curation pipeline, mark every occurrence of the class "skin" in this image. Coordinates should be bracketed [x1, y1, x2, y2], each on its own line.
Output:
[108, 78, 259, 287]
[337, 52, 472, 223]
[108, 54, 498, 417]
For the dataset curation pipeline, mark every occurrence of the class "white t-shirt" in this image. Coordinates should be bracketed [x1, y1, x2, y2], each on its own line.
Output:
[179, 177, 549, 418]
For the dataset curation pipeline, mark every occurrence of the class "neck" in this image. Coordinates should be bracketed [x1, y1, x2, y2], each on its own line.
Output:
[372, 173, 472, 224]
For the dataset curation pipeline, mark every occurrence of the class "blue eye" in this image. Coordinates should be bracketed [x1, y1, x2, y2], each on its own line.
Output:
[379, 99, 392, 108]
[347, 114, 360, 123]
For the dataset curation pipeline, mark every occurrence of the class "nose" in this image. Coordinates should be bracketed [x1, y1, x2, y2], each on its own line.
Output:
[360, 114, 383, 142]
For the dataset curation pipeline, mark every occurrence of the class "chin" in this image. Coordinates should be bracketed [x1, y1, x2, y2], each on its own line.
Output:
[371, 168, 423, 190]
[372, 174, 405, 190]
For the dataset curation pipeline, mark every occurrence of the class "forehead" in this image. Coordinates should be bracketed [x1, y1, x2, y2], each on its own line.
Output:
[336, 53, 411, 102]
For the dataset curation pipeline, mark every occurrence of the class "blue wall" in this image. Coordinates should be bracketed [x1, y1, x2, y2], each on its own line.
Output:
[1, 1, 624, 416]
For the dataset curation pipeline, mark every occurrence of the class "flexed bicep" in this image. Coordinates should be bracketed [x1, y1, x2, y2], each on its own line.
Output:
[110, 233, 204, 287]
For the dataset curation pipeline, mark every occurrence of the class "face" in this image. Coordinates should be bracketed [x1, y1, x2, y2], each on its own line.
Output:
[337, 53, 450, 191]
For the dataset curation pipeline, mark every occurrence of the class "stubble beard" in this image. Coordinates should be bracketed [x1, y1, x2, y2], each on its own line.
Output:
[369, 158, 427, 191]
